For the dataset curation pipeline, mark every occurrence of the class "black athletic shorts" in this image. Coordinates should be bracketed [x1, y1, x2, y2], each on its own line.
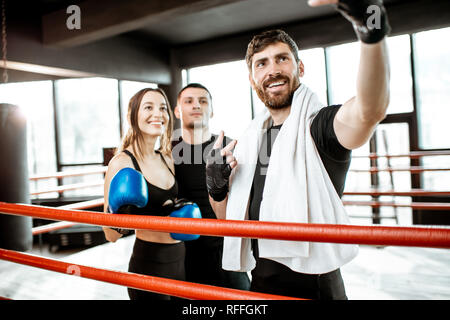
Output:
[127, 238, 185, 300]
[250, 258, 347, 300]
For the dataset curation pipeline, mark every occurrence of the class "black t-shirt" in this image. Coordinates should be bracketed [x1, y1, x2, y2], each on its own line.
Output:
[172, 134, 231, 248]
[249, 104, 352, 260]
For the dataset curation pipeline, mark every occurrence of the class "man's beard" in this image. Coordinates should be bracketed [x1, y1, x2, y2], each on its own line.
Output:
[255, 75, 299, 110]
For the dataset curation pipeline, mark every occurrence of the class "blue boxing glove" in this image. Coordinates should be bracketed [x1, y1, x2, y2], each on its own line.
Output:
[108, 167, 148, 234]
[169, 199, 202, 241]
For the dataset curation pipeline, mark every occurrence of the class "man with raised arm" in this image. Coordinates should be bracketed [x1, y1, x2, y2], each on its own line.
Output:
[206, 0, 391, 299]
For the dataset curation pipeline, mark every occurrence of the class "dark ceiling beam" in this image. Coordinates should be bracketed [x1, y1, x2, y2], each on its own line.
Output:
[174, 0, 450, 69]
[8, 16, 171, 84]
[42, 0, 248, 47]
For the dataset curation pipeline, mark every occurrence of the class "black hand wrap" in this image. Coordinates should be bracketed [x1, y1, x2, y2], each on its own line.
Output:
[336, 0, 391, 44]
[172, 198, 195, 209]
[205, 148, 232, 202]
[112, 228, 131, 235]
[110, 205, 133, 235]
[161, 198, 194, 215]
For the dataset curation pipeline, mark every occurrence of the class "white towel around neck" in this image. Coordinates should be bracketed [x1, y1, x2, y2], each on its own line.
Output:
[223, 84, 358, 274]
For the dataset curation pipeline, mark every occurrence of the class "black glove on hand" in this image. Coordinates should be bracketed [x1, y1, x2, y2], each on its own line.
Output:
[110, 205, 133, 235]
[205, 148, 232, 202]
[161, 198, 195, 215]
[336, 0, 391, 44]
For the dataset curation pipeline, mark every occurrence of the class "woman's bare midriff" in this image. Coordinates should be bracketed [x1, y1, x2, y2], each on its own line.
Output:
[135, 229, 180, 244]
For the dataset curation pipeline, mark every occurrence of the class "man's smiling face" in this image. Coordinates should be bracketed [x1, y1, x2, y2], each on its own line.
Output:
[249, 42, 304, 110]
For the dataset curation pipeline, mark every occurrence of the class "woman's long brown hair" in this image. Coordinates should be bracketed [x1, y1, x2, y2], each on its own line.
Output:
[118, 88, 174, 160]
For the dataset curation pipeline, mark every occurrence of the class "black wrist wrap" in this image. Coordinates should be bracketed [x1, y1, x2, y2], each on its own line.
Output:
[336, 0, 391, 44]
[205, 148, 232, 202]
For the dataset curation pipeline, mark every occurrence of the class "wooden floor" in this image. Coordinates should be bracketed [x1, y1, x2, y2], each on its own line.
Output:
[0, 235, 449, 300]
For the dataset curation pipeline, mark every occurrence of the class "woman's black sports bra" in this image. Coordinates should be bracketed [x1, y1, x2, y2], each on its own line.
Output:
[122, 150, 178, 216]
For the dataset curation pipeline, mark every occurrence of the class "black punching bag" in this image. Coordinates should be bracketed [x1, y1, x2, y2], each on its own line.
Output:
[0, 103, 32, 251]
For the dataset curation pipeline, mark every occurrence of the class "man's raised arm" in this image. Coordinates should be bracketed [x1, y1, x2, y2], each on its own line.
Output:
[309, 0, 391, 150]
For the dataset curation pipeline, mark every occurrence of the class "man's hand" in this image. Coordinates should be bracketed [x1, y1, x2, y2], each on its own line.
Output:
[205, 131, 237, 202]
[311, 0, 391, 150]
[309, 0, 391, 44]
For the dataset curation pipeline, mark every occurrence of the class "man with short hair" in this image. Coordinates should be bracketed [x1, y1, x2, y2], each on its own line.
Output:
[206, 0, 391, 299]
[172, 83, 250, 290]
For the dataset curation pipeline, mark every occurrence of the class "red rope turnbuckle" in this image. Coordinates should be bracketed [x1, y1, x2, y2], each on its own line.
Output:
[1, 202, 449, 248]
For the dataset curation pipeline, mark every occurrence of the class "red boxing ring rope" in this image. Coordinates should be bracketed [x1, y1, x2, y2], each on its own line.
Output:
[31, 198, 104, 235]
[0, 248, 300, 300]
[32, 221, 77, 235]
[29, 166, 107, 181]
[342, 200, 450, 210]
[1, 202, 449, 248]
[352, 150, 450, 159]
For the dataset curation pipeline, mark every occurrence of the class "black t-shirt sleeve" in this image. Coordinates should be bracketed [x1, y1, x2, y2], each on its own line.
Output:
[310, 105, 352, 197]
[310, 104, 351, 162]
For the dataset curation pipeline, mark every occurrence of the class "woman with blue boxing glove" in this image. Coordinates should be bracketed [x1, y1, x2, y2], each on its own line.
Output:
[103, 88, 201, 300]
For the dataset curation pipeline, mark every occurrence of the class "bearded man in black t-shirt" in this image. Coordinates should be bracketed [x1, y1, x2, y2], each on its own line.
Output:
[171, 83, 250, 290]
[206, 0, 391, 300]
